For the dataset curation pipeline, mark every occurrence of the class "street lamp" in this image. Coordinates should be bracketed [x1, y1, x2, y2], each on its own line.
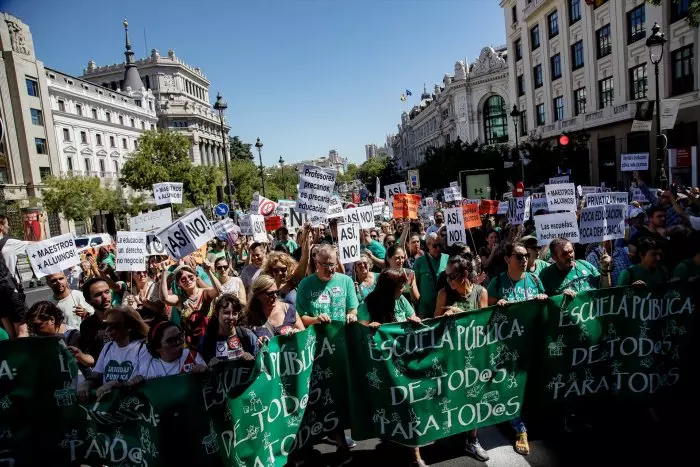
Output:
[510, 104, 525, 186]
[646, 22, 668, 188]
[255, 137, 266, 197]
[278, 155, 286, 199]
[213, 93, 233, 210]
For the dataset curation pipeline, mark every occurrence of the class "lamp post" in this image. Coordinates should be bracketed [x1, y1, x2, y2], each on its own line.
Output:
[255, 137, 266, 197]
[646, 22, 668, 188]
[510, 105, 524, 185]
[278, 155, 286, 199]
[213, 93, 233, 209]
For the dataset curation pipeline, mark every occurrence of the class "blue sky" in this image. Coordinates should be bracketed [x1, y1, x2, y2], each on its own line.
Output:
[4, 0, 506, 166]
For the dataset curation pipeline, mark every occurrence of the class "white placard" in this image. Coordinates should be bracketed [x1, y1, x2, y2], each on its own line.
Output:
[255, 194, 278, 217]
[152, 182, 183, 205]
[585, 192, 629, 208]
[382, 205, 391, 220]
[424, 197, 435, 207]
[342, 205, 374, 229]
[507, 197, 526, 225]
[156, 208, 214, 261]
[530, 193, 549, 213]
[327, 195, 344, 220]
[145, 234, 167, 256]
[496, 202, 508, 215]
[548, 175, 570, 184]
[444, 207, 466, 246]
[115, 231, 147, 272]
[212, 219, 236, 239]
[660, 99, 680, 130]
[443, 186, 462, 202]
[631, 188, 649, 203]
[251, 192, 260, 214]
[130, 208, 173, 233]
[449, 181, 459, 188]
[337, 222, 361, 264]
[523, 196, 532, 222]
[580, 186, 600, 197]
[239, 215, 253, 235]
[545, 183, 577, 212]
[295, 164, 337, 218]
[384, 182, 407, 206]
[372, 202, 384, 218]
[276, 199, 295, 217]
[250, 214, 267, 242]
[534, 212, 580, 246]
[578, 204, 626, 244]
[621, 152, 649, 171]
[26, 233, 80, 279]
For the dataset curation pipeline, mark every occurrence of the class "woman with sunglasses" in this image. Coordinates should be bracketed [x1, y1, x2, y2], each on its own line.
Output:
[199, 293, 258, 364]
[125, 268, 165, 324]
[214, 257, 246, 302]
[353, 253, 377, 303]
[77, 305, 149, 402]
[384, 244, 420, 304]
[261, 251, 302, 306]
[244, 274, 304, 341]
[133, 322, 207, 380]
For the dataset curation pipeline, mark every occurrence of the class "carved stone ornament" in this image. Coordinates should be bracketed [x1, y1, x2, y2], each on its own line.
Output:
[454, 60, 467, 80]
[162, 75, 175, 92]
[5, 19, 30, 55]
[469, 47, 507, 78]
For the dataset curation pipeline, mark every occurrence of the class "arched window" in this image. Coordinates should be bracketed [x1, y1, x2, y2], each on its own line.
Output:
[483, 95, 508, 144]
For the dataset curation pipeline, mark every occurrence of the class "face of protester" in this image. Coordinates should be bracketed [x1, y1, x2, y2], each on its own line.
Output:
[384, 235, 396, 248]
[445, 263, 468, 294]
[0, 217, 9, 235]
[31, 316, 57, 336]
[134, 270, 149, 285]
[88, 281, 112, 312]
[279, 229, 289, 241]
[389, 247, 406, 269]
[641, 247, 663, 269]
[506, 246, 528, 273]
[250, 246, 265, 267]
[355, 258, 370, 278]
[47, 273, 68, 295]
[498, 218, 507, 229]
[257, 284, 279, 314]
[269, 261, 288, 286]
[553, 241, 576, 271]
[630, 215, 645, 229]
[80, 261, 91, 273]
[659, 191, 674, 207]
[434, 212, 444, 225]
[218, 301, 241, 335]
[409, 236, 421, 254]
[105, 312, 129, 343]
[315, 250, 336, 282]
[177, 270, 197, 292]
[370, 230, 378, 241]
[158, 326, 184, 362]
[215, 260, 230, 279]
[487, 232, 499, 248]
[427, 237, 443, 258]
[650, 210, 666, 229]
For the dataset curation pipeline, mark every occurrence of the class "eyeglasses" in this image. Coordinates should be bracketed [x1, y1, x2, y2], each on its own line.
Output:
[270, 267, 288, 275]
[356, 262, 368, 268]
[511, 253, 527, 261]
[164, 333, 184, 346]
[179, 274, 195, 283]
[265, 290, 279, 299]
[216, 265, 229, 271]
[135, 271, 148, 276]
[318, 262, 337, 270]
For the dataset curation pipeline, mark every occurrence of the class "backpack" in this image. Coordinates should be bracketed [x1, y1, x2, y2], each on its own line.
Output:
[0, 237, 23, 299]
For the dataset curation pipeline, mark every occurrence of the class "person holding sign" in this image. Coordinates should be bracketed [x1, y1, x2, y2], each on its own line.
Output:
[199, 294, 258, 365]
[539, 238, 611, 296]
[413, 233, 449, 318]
[47, 272, 94, 330]
[244, 274, 305, 341]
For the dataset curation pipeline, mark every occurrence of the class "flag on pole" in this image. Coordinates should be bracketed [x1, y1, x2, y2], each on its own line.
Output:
[400, 94, 406, 101]
[406, 89, 412, 96]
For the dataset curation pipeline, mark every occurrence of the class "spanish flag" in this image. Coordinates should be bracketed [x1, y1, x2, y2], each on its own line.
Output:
[401, 94, 406, 101]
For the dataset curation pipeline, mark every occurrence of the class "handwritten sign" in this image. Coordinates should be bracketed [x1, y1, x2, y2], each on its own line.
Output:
[384, 182, 407, 207]
[295, 164, 337, 218]
[26, 233, 80, 279]
[479, 200, 499, 215]
[250, 214, 267, 242]
[578, 204, 626, 244]
[534, 212, 580, 246]
[338, 222, 361, 264]
[530, 193, 549, 214]
[130, 208, 172, 233]
[393, 194, 420, 219]
[156, 208, 214, 261]
[444, 207, 466, 246]
[545, 183, 577, 212]
[372, 201, 385, 218]
[461, 203, 481, 229]
[443, 186, 462, 203]
[507, 197, 526, 225]
[621, 152, 649, 171]
[327, 195, 344, 220]
[152, 182, 183, 205]
[115, 231, 147, 272]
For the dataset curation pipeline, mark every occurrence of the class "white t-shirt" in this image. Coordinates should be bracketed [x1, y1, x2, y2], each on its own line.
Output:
[0, 237, 28, 284]
[426, 224, 443, 236]
[220, 277, 242, 295]
[240, 264, 261, 289]
[94, 339, 148, 384]
[50, 290, 94, 330]
[139, 349, 205, 379]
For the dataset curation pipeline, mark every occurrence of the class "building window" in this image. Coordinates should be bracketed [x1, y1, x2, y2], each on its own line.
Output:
[25, 78, 39, 97]
[533, 64, 543, 88]
[105, 111, 111, 122]
[548, 10, 559, 38]
[35, 138, 47, 154]
[130, 118, 135, 127]
[134, 99, 142, 107]
[512, 5, 517, 24]
[515, 39, 522, 60]
[75, 104, 82, 116]
[571, 41, 585, 70]
[598, 77, 614, 108]
[109, 136, 115, 147]
[530, 25, 540, 50]
[536, 103, 546, 126]
[80, 131, 87, 144]
[520, 111, 528, 137]
[114, 160, 119, 174]
[62, 128, 71, 141]
[553, 96, 564, 122]
[569, 0, 581, 24]
[58, 99, 65, 112]
[99, 159, 106, 177]
[483, 95, 508, 145]
[551, 54, 562, 80]
[119, 115, 124, 125]
[134, 140, 139, 150]
[597, 24, 611, 58]
[671, 45, 694, 96]
[517, 75, 525, 96]
[122, 138, 128, 149]
[84, 159, 91, 173]
[148, 101, 153, 110]
[96, 134, 102, 146]
[141, 121, 146, 130]
[671, 0, 690, 23]
[627, 4, 646, 44]
[39, 167, 51, 181]
[150, 124, 155, 131]
[66, 157, 73, 171]
[629, 64, 648, 100]
[574, 87, 587, 115]
[30, 108, 43, 126]
[91, 108, 98, 119]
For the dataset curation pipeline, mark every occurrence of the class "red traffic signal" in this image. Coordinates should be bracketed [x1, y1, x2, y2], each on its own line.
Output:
[513, 181, 525, 197]
[558, 134, 570, 146]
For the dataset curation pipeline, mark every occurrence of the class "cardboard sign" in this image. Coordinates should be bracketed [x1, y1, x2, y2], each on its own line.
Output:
[295, 164, 337, 218]
[621, 152, 649, 171]
[534, 212, 580, 246]
[156, 208, 214, 261]
[250, 214, 267, 242]
[585, 192, 629, 208]
[579, 204, 626, 244]
[26, 233, 80, 279]
[384, 182, 407, 206]
[337, 222, 361, 264]
[449, 181, 459, 188]
[507, 197, 526, 225]
[343, 205, 374, 229]
[548, 175, 570, 184]
[419, 205, 435, 222]
[130, 208, 172, 233]
[115, 231, 147, 272]
[264, 216, 283, 232]
[145, 234, 167, 256]
[529, 193, 549, 214]
[545, 183, 577, 212]
[153, 182, 183, 205]
[462, 203, 481, 229]
[393, 194, 420, 219]
[443, 186, 462, 203]
[444, 207, 466, 246]
[327, 195, 344, 220]
[479, 200, 499, 215]
[372, 202, 385, 218]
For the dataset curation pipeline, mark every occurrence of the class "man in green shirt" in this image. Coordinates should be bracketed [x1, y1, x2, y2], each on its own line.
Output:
[206, 239, 229, 264]
[413, 232, 448, 318]
[539, 238, 611, 297]
[617, 237, 668, 286]
[276, 227, 298, 254]
[672, 231, 700, 282]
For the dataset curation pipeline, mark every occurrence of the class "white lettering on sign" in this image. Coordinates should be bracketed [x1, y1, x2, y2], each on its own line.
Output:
[621, 153, 649, 171]
[384, 182, 407, 207]
[507, 197, 525, 225]
[578, 204, 626, 244]
[444, 207, 465, 246]
[145, 234, 166, 256]
[250, 214, 267, 242]
[129, 208, 172, 233]
[152, 182, 183, 205]
[585, 192, 629, 208]
[26, 233, 80, 278]
[115, 231, 147, 272]
[534, 212, 580, 246]
[155, 208, 214, 261]
[545, 183, 577, 212]
[443, 186, 462, 203]
[548, 175, 570, 184]
[342, 205, 374, 229]
[338, 222, 361, 264]
[295, 164, 337, 218]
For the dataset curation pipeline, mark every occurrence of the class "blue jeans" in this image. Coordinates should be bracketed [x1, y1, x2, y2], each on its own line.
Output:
[511, 416, 526, 433]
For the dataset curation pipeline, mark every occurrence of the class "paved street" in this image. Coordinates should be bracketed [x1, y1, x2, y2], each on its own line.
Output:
[23, 285, 52, 308]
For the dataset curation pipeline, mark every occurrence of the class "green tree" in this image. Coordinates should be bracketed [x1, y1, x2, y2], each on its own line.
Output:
[229, 136, 254, 162]
[266, 165, 298, 201]
[42, 176, 103, 232]
[648, 1, 700, 26]
[119, 130, 192, 191]
[227, 159, 262, 207]
[186, 165, 223, 207]
[337, 163, 359, 183]
[356, 157, 389, 187]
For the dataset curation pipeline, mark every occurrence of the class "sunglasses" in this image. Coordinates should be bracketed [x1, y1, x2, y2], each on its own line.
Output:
[270, 267, 288, 275]
[318, 262, 337, 270]
[265, 290, 279, 299]
[135, 271, 148, 276]
[511, 253, 527, 261]
[179, 274, 195, 283]
[370, 234, 378, 238]
[216, 265, 229, 271]
[356, 262, 368, 268]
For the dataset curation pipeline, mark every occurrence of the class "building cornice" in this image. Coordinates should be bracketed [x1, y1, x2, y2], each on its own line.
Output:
[49, 86, 157, 121]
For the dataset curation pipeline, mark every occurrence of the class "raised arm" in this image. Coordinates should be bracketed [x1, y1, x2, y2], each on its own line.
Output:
[160, 269, 180, 306]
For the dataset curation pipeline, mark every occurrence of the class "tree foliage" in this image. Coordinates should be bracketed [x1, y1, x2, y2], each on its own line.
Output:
[229, 136, 254, 162]
[648, 0, 700, 26]
[42, 176, 103, 231]
[266, 165, 298, 201]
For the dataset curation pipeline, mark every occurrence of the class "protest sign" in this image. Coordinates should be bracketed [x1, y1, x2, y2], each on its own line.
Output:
[545, 183, 577, 212]
[479, 199, 499, 215]
[145, 234, 167, 256]
[419, 205, 434, 222]
[295, 164, 337, 218]
[631, 188, 649, 203]
[156, 208, 214, 261]
[250, 214, 267, 242]
[621, 152, 649, 171]
[530, 193, 548, 214]
[461, 198, 481, 206]
[343, 205, 374, 229]
[384, 182, 407, 207]
[264, 215, 283, 232]
[497, 201, 508, 215]
[276, 199, 295, 217]
[523, 196, 532, 222]
[26, 233, 80, 278]
[211, 218, 236, 239]
[239, 214, 253, 235]
[152, 182, 183, 205]
[443, 186, 462, 202]
[507, 197, 525, 225]
[449, 181, 459, 188]
[580, 186, 600, 197]
[327, 195, 344, 219]
[338, 222, 361, 264]
[424, 196, 435, 207]
[255, 194, 278, 217]
[462, 203, 481, 229]
[372, 201, 385, 218]
[534, 212, 580, 246]
[130, 208, 172, 233]
[578, 204, 626, 244]
[445, 207, 466, 245]
[549, 175, 569, 184]
[585, 192, 629, 208]
[115, 231, 147, 272]
[393, 193, 420, 219]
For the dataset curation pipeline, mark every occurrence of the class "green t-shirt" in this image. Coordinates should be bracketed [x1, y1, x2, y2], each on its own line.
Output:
[539, 260, 600, 296]
[413, 253, 448, 318]
[279, 239, 298, 254]
[487, 272, 544, 302]
[528, 259, 550, 277]
[357, 295, 415, 323]
[296, 273, 359, 322]
[365, 240, 386, 260]
[617, 265, 668, 286]
[0, 327, 9, 341]
[672, 259, 700, 281]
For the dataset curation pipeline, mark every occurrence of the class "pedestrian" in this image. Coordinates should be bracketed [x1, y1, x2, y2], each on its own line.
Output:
[0, 213, 31, 337]
[240, 241, 266, 290]
[539, 238, 611, 297]
[198, 293, 257, 365]
[384, 244, 420, 303]
[47, 271, 93, 330]
[353, 253, 378, 303]
[244, 274, 305, 341]
[136, 322, 207, 380]
[413, 232, 448, 318]
[617, 237, 668, 286]
[214, 257, 246, 302]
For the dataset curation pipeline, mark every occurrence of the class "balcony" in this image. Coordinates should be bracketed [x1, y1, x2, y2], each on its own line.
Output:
[539, 101, 637, 138]
[523, 0, 549, 21]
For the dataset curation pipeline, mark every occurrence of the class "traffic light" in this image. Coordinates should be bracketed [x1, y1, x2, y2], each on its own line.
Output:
[558, 134, 570, 147]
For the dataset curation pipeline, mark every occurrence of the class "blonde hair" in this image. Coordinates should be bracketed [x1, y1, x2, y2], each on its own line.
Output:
[243, 274, 276, 327]
[262, 251, 298, 281]
[104, 306, 149, 341]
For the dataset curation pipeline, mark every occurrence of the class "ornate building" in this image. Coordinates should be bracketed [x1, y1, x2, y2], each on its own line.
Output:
[294, 149, 348, 175]
[80, 22, 229, 167]
[391, 46, 510, 170]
